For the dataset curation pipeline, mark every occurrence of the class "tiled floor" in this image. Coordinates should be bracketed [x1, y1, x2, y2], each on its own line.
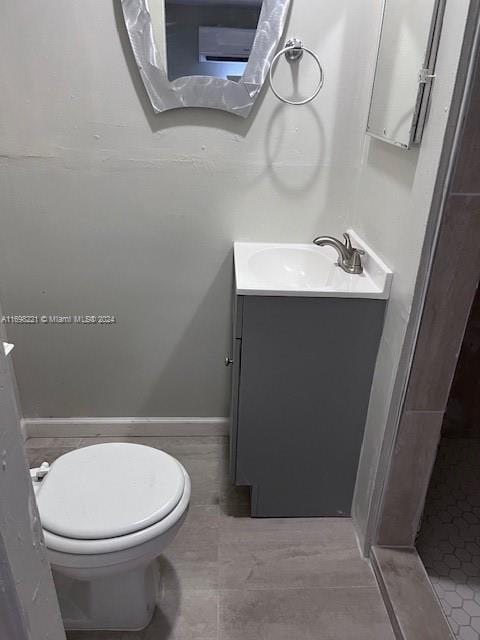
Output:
[26, 436, 394, 639]
[417, 438, 480, 640]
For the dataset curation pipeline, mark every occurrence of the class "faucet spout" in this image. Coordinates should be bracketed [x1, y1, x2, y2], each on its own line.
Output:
[312, 232, 364, 275]
[313, 236, 350, 261]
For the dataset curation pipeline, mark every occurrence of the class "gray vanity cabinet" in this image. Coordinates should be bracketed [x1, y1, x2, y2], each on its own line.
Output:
[229, 294, 386, 517]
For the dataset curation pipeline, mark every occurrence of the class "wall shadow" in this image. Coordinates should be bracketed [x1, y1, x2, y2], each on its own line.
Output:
[264, 101, 326, 194]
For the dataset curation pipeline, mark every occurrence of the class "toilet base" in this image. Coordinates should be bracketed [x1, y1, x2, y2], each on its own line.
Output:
[53, 562, 157, 631]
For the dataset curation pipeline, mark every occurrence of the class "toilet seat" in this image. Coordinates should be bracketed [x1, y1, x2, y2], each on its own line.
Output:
[36, 443, 190, 555]
[42, 467, 191, 556]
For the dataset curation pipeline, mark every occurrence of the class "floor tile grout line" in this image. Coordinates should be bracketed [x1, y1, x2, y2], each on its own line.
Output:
[215, 584, 382, 593]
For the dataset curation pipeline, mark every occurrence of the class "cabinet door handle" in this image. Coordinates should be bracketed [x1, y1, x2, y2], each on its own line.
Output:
[225, 356, 233, 366]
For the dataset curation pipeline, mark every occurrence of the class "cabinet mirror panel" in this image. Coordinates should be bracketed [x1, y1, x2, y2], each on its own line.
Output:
[366, 0, 445, 148]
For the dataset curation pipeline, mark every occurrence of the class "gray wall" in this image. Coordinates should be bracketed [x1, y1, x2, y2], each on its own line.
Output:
[0, 0, 472, 551]
[0, 0, 383, 418]
[0, 3, 472, 568]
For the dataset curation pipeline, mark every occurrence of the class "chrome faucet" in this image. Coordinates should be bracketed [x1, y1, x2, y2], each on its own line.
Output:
[312, 232, 365, 274]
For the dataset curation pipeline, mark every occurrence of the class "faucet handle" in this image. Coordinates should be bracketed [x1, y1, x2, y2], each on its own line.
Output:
[343, 233, 352, 250]
[343, 233, 365, 255]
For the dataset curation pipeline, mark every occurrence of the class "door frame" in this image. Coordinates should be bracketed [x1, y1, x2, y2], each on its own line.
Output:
[0, 317, 65, 639]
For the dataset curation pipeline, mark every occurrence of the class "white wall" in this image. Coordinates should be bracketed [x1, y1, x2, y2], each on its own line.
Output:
[0, 0, 383, 418]
[351, 0, 472, 548]
[0, 310, 65, 639]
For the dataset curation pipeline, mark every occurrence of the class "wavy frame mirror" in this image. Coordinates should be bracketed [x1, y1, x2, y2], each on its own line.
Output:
[121, 0, 291, 117]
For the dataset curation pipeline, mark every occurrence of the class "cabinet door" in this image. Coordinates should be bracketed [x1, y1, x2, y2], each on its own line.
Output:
[235, 295, 386, 516]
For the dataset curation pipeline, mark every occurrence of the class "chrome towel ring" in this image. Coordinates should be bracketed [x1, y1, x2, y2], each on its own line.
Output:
[269, 38, 324, 105]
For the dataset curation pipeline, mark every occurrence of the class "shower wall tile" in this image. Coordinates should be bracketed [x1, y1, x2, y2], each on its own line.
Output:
[405, 195, 480, 413]
[443, 286, 480, 438]
[377, 411, 444, 546]
[452, 42, 480, 195]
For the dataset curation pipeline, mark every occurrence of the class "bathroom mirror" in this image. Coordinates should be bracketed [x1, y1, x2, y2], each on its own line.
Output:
[121, 0, 291, 117]
[366, 0, 445, 149]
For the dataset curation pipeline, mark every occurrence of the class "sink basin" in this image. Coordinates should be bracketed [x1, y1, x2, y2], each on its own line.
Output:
[234, 230, 392, 299]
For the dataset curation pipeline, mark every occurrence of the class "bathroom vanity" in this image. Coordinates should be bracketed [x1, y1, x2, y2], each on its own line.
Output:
[229, 233, 392, 517]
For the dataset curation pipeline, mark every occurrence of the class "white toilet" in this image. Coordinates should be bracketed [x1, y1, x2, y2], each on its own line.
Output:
[30, 442, 191, 631]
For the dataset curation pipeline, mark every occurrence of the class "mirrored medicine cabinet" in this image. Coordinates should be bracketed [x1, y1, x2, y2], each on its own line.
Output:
[367, 0, 446, 149]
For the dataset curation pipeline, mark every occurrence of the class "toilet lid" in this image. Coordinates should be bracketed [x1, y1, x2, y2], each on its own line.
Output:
[36, 443, 186, 540]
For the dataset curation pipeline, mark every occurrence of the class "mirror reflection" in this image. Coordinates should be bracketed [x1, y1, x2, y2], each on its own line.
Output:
[164, 0, 263, 82]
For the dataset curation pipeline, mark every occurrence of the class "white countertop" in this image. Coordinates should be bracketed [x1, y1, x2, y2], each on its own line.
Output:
[234, 230, 392, 299]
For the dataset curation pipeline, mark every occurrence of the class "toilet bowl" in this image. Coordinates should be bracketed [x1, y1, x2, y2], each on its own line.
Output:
[31, 442, 191, 631]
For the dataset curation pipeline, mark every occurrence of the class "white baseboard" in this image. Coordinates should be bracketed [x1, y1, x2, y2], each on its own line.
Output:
[20, 420, 28, 443]
[22, 417, 229, 439]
